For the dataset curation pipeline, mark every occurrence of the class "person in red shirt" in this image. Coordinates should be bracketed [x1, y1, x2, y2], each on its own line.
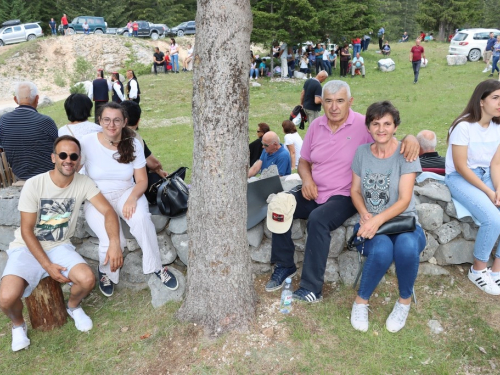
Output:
[409, 38, 425, 84]
[132, 21, 139, 37]
[61, 14, 68, 36]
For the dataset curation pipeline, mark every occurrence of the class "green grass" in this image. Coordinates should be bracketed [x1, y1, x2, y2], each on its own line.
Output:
[3, 41, 498, 373]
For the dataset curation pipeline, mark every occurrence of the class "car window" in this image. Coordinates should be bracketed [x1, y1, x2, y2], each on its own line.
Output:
[473, 32, 489, 40]
[3, 27, 12, 34]
[188, 22, 195, 27]
[88, 19, 95, 25]
[13, 26, 21, 32]
[178, 22, 187, 28]
[78, 18, 85, 24]
[25, 24, 38, 29]
[452, 33, 468, 42]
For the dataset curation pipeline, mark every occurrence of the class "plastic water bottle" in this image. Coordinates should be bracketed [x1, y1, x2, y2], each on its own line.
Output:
[279, 278, 293, 314]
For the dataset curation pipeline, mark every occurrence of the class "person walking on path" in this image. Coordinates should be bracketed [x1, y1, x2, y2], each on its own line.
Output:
[49, 18, 56, 35]
[410, 39, 425, 84]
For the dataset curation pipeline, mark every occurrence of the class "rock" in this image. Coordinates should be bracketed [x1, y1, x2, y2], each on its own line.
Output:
[414, 182, 451, 202]
[442, 212, 450, 223]
[0, 188, 21, 226]
[148, 268, 185, 308]
[416, 203, 443, 231]
[0, 250, 7, 276]
[418, 263, 450, 276]
[416, 195, 436, 204]
[378, 58, 395, 72]
[434, 238, 474, 265]
[324, 258, 340, 282]
[84, 220, 97, 237]
[251, 239, 271, 263]
[168, 216, 187, 234]
[427, 319, 444, 334]
[75, 237, 100, 261]
[171, 234, 189, 265]
[329, 226, 346, 258]
[126, 238, 140, 252]
[446, 55, 467, 66]
[37, 95, 53, 109]
[281, 178, 302, 192]
[121, 252, 148, 285]
[420, 233, 439, 262]
[260, 165, 279, 179]
[157, 232, 177, 265]
[73, 209, 88, 239]
[251, 262, 272, 275]
[461, 222, 478, 241]
[338, 251, 360, 285]
[345, 226, 354, 245]
[251, 81, 261, 87]
[445, 202, 457, 219]
[433, 221, 462, 244]
[247, 222, 264, 247]
[262, 327, 274, 337]
[291, 219, 306, 240]
[151, 215, 169, 233]
[264, 220, 272, 239]
[0, 226, 15, 251]
[343, 213, 360, 227]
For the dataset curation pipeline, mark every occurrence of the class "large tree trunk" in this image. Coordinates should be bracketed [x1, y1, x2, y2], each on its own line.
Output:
[176, 0, 256, 334]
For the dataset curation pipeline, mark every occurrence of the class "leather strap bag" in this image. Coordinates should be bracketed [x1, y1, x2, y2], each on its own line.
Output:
[147, 167, 189, 218]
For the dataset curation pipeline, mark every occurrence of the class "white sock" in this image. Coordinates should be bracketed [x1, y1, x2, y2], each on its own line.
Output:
[471, 266, 487, 274]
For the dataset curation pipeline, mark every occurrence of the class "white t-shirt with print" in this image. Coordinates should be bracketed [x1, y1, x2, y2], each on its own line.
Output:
[284, 132, 303, 168]
[10, 172, 100, 251]
[80, 132, 146, 194]
[445, 120, 500, 174]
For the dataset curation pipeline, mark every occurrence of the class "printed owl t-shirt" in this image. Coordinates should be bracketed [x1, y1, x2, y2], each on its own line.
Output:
[351, 142, 421, 224]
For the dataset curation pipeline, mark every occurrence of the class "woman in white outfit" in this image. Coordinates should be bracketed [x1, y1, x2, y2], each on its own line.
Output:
[80, 102, 178, 297]
[282, 120, 303, 171]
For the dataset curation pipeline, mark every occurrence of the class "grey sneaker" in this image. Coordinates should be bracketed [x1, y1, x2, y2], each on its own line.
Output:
[265, 265, 297, 292]
[292, 287, 323, 303]
[386, 301, 411, 333]
[351, 302, 369, 332]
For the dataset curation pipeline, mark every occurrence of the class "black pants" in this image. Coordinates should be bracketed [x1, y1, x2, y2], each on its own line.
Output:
[131, 97, 140, 105]
[379, 37, 383, 50]
[340, 60, 349, 77]
[271, 189, 356, 294]
[154, 62, 166, 74]
[94, 101, 108, 124]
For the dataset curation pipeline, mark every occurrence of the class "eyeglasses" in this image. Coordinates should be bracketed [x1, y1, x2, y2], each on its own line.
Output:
[257, 130, 263, 133]
[54, 152, 79, 161]
[262, 142, 274, 148]
[101, 117, 124, 126]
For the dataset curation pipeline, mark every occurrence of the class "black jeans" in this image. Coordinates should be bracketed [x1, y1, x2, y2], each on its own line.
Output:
[154, 62, 166, 74]
[315, 58, 324, 74]
[412, 60, 421, 82]
[271, 189, 357, 294]
[340, 60, 349, 77]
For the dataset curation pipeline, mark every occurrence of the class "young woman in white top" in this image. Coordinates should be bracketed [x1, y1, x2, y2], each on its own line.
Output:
[445, 79, 500, 295]
[80, 102, 178, 297]
[282, 120, 303, 170]
[170, 38, 179, 73]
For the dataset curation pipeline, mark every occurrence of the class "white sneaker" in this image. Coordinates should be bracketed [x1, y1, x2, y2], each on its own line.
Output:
[468, 268, 500, 295]
[67, 306, 93, 332]
[488, 65, 492, 70]
[386, 301, 411, 333]
[12, 324, 30, 351]
[483, 68, 489, 73]
[351, 302, 369, 332]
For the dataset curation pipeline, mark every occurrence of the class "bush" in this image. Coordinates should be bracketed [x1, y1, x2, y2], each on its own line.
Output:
[54, 73, 66, 87]
[70, 83, 87, 95]
[71, 57, 94, 85]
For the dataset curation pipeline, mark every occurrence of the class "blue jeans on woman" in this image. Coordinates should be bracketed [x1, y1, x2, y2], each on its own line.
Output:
[171, 54, 179, 72]
[492, 55, 500, 74]
[446, 168, 500, 262]
[354, 223, 426, 300]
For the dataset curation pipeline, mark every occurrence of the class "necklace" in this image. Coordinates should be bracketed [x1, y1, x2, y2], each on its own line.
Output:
[102, 135, 134, 146]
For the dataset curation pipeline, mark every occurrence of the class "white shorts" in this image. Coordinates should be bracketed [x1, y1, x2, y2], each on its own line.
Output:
[1, 243, 87, 298]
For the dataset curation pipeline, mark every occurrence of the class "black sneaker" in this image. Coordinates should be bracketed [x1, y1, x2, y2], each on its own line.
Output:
[293, 287, 322, 303]
[98, 268, 114, 297]
[155, 267, 179, 290]
[265, 264, 297, 292]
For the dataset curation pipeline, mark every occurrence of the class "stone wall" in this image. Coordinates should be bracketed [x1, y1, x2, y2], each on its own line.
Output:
[0, 176, 480, 307]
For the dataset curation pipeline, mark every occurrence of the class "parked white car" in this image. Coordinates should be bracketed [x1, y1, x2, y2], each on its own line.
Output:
[448, 28, 500, 62]
[0, 20, 43, 47]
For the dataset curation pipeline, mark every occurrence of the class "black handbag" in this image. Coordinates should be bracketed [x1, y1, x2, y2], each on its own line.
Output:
[347, 215, 416, 250]
[147, 167, 189, 218]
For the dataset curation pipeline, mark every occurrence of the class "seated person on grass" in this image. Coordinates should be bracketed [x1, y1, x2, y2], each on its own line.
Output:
[248, 131, 291, 178]
[382, 41, 391, 55]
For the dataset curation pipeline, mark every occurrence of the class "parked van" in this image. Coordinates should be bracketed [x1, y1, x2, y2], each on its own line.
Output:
[0, 20, 43, 46]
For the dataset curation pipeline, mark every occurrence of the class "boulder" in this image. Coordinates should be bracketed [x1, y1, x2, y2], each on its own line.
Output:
[37, 95, 53, 109]
[378, 58, 395, 72]
[75, 237, 100, 261]
[171, 234, 189, 265]
[260, 165, 279, 179]
[0, 250, 7, 276]
[324, 258, 340, 282]
[418, 263, 450, 276]
[329, 226, 346, 258]
[414, 182, 451, 202]
[0, 226, 15, 251]
[157, 232, 177, 265]
[416, 203, 443, 231]
[0, 188, 21, 226]
[461, 222, 478, 241]
[251, 262, 272, 275]
[433, 220, 462, 244]
[420, 233, 439, 262]
[338, 251, 359, 285]
[148, 267, 185, 308]
[151, 215, 169, 232]
[250, 239, 271, 263]
[291, 219, 306, 240]
[168, 216, 187, 234]
[247, 222, 264, 248]
[446, 55, 467, 66]
[434, 238, 474, 265]
[121, 251, 149, 286]
[343, 213, 360, 227]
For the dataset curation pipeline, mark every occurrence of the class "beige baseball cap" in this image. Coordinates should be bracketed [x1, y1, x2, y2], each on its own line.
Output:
[267, 192, 296, 234]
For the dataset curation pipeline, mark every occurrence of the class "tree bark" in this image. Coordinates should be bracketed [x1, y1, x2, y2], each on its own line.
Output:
[176, 0, 256, 334]
[25, 277, 67, 331]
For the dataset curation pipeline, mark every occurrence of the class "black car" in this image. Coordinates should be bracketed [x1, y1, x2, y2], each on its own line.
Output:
[116, 21, 165, 40]
[169, 21, 195, 37]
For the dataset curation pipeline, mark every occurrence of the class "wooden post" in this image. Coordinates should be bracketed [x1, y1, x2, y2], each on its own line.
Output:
[25, 277, 68, 331]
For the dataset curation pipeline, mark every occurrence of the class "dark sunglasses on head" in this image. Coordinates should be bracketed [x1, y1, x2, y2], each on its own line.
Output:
[54, 152, 79, 161]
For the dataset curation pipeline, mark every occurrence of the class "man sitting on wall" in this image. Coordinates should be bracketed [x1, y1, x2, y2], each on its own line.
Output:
[417, 130, 446, 169]
[248, 131, 291, 178]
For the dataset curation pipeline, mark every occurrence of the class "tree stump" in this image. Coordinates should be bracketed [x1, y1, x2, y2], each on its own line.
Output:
[25, 277, 67, 331]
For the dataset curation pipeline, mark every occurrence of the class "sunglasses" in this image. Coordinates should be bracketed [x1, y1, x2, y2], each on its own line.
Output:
[54, 152, 79, 161]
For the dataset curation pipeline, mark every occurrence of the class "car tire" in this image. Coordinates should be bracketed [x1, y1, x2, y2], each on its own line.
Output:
[68, 28, 75, 35]
[468, 48, 481, 62]
[123, 31, 129, 37]
[0, 39, 4, 47]
[27, 34, 36, 41]
[177, 30, 184, 37]
[151, 32, 159, 40]
[94, 29, 103, 34]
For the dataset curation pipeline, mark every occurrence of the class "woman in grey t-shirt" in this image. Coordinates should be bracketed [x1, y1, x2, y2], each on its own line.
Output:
[349, 101, 425, 333]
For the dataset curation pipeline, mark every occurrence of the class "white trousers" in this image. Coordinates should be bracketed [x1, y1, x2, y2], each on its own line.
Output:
[352, 65, 366, 76]
[281, 57, 288, 77]
[84, 187, 162, 284]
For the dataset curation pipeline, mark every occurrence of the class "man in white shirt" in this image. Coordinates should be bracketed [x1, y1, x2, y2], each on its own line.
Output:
[351, 52, 365, 78]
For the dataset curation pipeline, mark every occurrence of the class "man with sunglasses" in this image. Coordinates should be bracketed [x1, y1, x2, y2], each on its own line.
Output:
[0, 135, 121, 352]
[248, 131, 291, 178]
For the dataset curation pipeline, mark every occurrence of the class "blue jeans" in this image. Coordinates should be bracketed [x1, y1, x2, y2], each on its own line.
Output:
[323, 60, 332, 75]
[250, 68, 258, 78]
[412, 60, 421, 82]
[315, 58, 324, 74]
[446, 168, 500, 262]
[353, 43, 361, 57]
[171, 54, 179, 72]
[492, 55, 500, 74]
[354, 224, 426, 300]
[271, 189, 357, 294]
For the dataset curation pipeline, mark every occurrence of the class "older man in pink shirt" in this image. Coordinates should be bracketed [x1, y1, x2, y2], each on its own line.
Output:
[265, 80, 420, 302]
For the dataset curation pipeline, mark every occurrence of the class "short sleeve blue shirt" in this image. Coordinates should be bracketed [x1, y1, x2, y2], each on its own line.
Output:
[259, 145, 291, 176]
